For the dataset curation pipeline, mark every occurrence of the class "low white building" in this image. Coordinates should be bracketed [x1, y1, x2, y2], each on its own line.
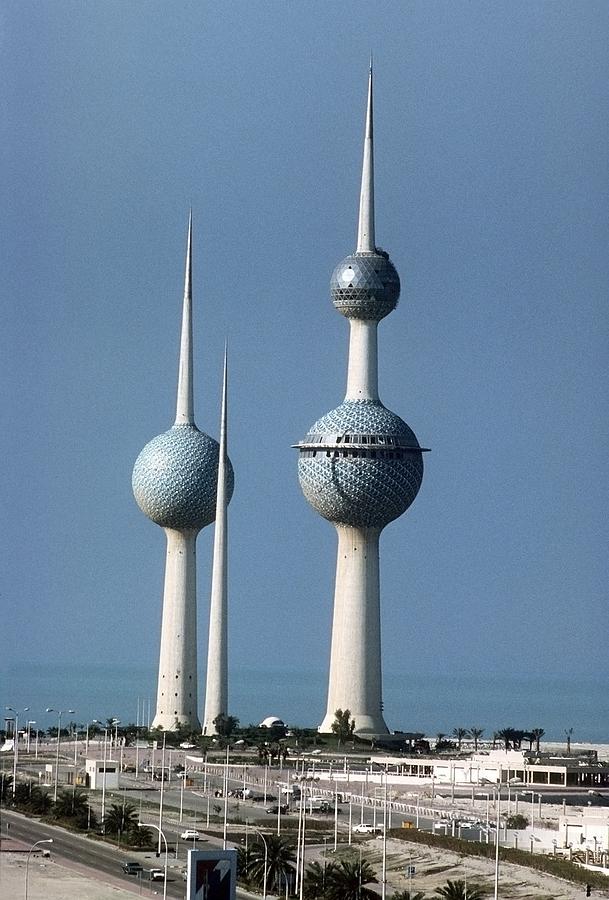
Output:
[559, 809, 609, 852]
[85, 757, 119, 790]
[368, 749, 609, 788]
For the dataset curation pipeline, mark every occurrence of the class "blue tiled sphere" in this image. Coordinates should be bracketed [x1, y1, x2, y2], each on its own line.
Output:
[331, 251, 400, 320]
[297, 400, 423, 528]
[132, 424, 234, 530]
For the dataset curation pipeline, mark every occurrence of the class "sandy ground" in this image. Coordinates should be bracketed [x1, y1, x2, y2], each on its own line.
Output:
[0, 852, 147, 899]
[360, 835, 609, 899]
[2, 841, 608, 900]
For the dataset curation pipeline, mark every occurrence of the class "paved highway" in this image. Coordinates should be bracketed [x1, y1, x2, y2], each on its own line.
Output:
[3, 809, 186, 898]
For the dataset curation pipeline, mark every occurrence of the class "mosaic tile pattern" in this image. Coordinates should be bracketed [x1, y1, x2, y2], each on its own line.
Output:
[330, 251, 400, 320]
[133, 424, 234, 530]
[297, 400, 423, 528]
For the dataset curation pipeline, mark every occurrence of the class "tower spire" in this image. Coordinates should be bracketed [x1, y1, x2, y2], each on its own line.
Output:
[175, 210, 194, 425]
[203, 343, 229, 734]
[356, 63, 375, 253]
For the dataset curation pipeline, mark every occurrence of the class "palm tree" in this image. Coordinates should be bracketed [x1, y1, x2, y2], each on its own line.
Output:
[52, 788, 91, 826]
[0, 773, 13, 804]
[104, 801, 139, 839]
[331, 709, 355, 747]
[213, 714, 240, 738]
[303, 859, 337, 898]
[129, 824, 151, 847]
[237, 845, 256, 887]
[511, 729, 526, 750]
[435, 878, 486, 899]
[325, 857, 379, 900]
[529, 727, 545, 752]
[468, 727, 484, 751]
[28, 785, 52, 815]
[248, 834, 295, 894]
[495, 727, 516, 751]
[452, 728, 468, 750]
[13, 782, 33, 808]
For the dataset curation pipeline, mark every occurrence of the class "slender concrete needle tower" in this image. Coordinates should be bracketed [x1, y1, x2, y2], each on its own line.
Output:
[202, 345, 229, 735]
[132, 214, 234, 731]
[296, 67, 428, 734]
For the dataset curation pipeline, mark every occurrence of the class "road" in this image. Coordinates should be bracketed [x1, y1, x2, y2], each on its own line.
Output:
[3, 809, 186, 898]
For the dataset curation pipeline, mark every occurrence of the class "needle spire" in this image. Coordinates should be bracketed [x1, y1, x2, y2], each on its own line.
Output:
[356, 63, 375, 253]
[175, 210, 194, 425]
[203, 342, 229, 733]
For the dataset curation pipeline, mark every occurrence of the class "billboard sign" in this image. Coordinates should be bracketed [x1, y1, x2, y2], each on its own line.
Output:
[186, 849, 237, 900]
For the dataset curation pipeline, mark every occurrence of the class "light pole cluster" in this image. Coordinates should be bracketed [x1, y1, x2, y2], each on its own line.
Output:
[45, 708, 75, 802]
[25, 838, 53, 900]
[4, 706, 29, 797]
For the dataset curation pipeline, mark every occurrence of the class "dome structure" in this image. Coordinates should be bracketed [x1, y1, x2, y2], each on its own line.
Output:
[331, 250, 400, 320]
[297, 400, 423, 528]
[133, 423, 235, 531]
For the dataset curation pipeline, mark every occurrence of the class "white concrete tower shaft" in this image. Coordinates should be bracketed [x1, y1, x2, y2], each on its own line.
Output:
[202, 347, 229, 735]
[299, 65, 424, 736]
[153, 213, 200, 730]
[319, 66, 387, 735]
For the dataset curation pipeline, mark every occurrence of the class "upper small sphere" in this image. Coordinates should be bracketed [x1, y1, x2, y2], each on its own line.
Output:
[331, 250, 400, 320]
[132, 424, 234, 530]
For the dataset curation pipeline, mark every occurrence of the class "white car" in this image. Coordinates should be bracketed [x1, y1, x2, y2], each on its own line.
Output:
[180, 829, 201, 841]
[149, 869, 165, 881]
[352, 823, 379, 834]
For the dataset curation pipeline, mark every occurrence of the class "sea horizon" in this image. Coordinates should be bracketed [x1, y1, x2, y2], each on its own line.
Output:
[3, 662, 607, 745]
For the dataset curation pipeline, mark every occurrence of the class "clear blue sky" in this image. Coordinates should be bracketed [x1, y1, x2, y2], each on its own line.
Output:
[2, 2, 606, 727]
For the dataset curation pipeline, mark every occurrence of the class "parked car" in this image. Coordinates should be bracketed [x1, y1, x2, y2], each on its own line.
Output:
[180, 829, 201, 841]
[121, 861, 143, 875]
[266, 804, 288, 814]
[149, 868, 166, 881]
[352, 823, 380, 834]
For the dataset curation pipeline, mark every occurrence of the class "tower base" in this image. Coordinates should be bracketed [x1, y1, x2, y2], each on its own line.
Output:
[152, 712, 201, 732]
[318, 710, 388, 736]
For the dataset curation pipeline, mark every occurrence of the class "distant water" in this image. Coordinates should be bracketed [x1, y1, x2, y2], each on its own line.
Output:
[3, 663, 608, 743]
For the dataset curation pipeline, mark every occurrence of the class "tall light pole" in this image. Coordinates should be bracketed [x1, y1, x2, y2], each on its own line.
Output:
[253, 830, 269, 900]
[527, 790, 535, 832]
[25, 838, 53, 900]
[26, 721, 36, 754]
[381, 766, 388, 900]
[158, 732, 166, 854]
[101, 726, 108, 829]
[46, 708, 75, 802]
[493, 788, 501, 900]
[84, 719, 99, 757]
[138, 822, 167, 900]
[5, 707, 29, 797]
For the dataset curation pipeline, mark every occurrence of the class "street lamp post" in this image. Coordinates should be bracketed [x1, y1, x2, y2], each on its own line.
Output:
[493, 788, 501, 900]
[85, 720, 99, 757]
[254, 830, 269, 900]
[138, 822, 167, 900]
[381, 767, 388, 900]
[5, 707, 29, 797]
[101, 727, 109, 829]
[26, 721, 36, 754]
[25, 838, 53, 900]
[527, 790, 535, 832]
[46, 708, 75, 802]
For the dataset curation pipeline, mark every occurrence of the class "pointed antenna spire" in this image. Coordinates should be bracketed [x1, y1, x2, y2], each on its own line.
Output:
[356, 63, 375, 253]
[175, 210, 195, 425]
[203, 343, 229, 733]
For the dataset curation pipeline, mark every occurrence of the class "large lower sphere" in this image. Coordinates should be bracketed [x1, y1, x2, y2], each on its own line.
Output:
[298, 400, 423, 528]
[133, 424, 234, 530]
